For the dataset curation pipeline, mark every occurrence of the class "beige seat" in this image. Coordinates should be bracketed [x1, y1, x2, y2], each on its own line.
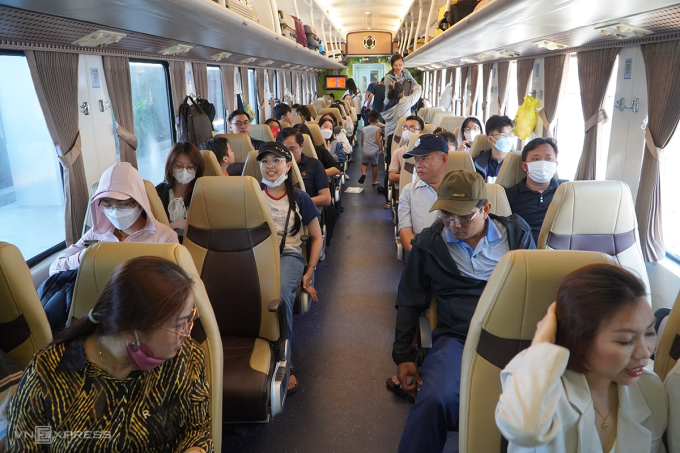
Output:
[305, 104, 318, 118]
[390, 117, 408, 152]
[485, 184, 511, 216]
[301, 134, 319, 159]
[446, 151, 475, 173]
[242, 150, 306, 192]
[67, 242, 223, 451]
[216, 133, 255, 176]
[312, 99, 326, 113]
[201, 149, 224, 177]
[279, 121, 291, 128]
[495, 151, 525, 188]
[469, 134, 491, 159]
[430, 111, 457, 129]
[454, 127, 460, 139]
[458, 250, 617, 453]
[423, 124, 435, 134]
[183, 177, 291, 422]
[316, 108, 342, 126]
[655, 292, 680, 381]
[250, 124, 275, 142]
[537, 181, 650, 301]
[417, 107, 430, 119]
[291, 115, 301, 124]
[440, 116, 466, 133]
[307, 123, 325, 148]
[0, 242, 52, 369]
[423, 106, 444, 124]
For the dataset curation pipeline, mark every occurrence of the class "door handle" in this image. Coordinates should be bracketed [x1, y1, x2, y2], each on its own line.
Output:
[80, 102, 90, 115]
[99, 100, 111, 112]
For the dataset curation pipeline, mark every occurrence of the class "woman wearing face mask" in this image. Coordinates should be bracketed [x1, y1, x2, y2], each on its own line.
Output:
[156, 142, 205, 240]
[49, 163, 178, 275]
[319, 117, 346, 167]
[257, 142, 322, 394]
[456, 116, 484, 151]
[265, 118, 281, 137]
[8, 257, 212, 453]
[496, 264, 667, 453]
[319, 114, 351, 156]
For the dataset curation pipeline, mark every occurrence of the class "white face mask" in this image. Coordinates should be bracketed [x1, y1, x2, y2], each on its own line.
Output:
[493, 136, 514, 153]
[321, 128, 333, 140]
[464, 130, 480, 143]
[103, 205, 142, 231]
[262, 173, 288, 188]
[401, 130, 414, 144]
[526, 161, 557, 184]
[173, 168, 196, 185]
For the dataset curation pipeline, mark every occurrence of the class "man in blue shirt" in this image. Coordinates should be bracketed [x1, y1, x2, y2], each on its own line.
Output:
[474, 115, 514, 182]
[505, 137, 567, 244]
[277, 128, 331, 207]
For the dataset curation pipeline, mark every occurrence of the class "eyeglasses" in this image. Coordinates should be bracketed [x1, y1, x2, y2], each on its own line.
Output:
[439, 208, 482, 226]
[232, 120, 250, 127]
[491, 131, 515, 139]
[99, 200, 138, 210]
[172, 162, 197, 172]
[161, 307, 197, 338]
[462, 126, 481, 133]
[259, 157, 286, 167]
[402, 125, 422, 133]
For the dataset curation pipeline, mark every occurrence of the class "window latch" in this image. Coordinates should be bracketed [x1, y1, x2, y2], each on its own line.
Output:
[80, 102, 90, 115]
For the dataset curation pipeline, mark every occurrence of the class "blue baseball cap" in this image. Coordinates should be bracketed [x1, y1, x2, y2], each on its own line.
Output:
[403, 134, 449, 158]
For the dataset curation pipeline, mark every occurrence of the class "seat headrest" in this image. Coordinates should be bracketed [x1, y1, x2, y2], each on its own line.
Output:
[495, 152, 526, 189]
[215, 134, 254, 163]
[485, 183, 511, 217]
[440, 116, 466, 133]
[201, 150, 224, 177]
[249, 124, 275, 142]
[469, 134, 491, 159]
[400, 157, 415, 188]
[301, 134, 318, 159]
[446, 151, 475, 173]
[392, 117, 408, 147]
[655, 294, 680, 381]
[305, 104, 318, 118]
[422, 124, 435, 134]
[306, 123, 325, 147]
[317, 108, 342, 125]
[430, 111, 457, 129]
[423, 107, 444, 124]
[143, 180, 170, 226]
[280, 121, 291, 128]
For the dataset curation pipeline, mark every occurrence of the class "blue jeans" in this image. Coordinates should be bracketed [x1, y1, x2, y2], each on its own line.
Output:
[398, 332, 464, 453]
[280, 251, 305, 362]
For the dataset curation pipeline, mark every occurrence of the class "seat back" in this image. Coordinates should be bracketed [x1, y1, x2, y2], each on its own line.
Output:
[68, 242, 223, 451]
[242, 150, 306, 192]
[312, 99, 326, 113]
[0, 242, 52, 369]
[305, 104, 318, 118]
[391, 116, 408, 151]
[301, 134, 318, 159]
[655, 291, 680, 381]
[317, 108, 342, 125]
[454, 127, 460, 139]
[291, 115, 301, 124]
[417, 107, 430, 119]
[459, 250, 617, 453]
[430, 111, 456, 129]
[82, 182, 104, 235]
[469, 134, 491, 159]
[446, 151, 475, 173]
[423, 124, 435, 134]
[495, 151, 525, 188]
[423, 106, 444, 124]
[279, 121, 291, 128]
[201, 150, 224, 177]
[485, 184, 511, 216]
[400, 156, 415, 189]
[250, 124, 275, 142]
[537, 181, 650, 300]
[216, 133, 255, 176]
[440, 116, 466, 133]
[306, 123, 325, 147]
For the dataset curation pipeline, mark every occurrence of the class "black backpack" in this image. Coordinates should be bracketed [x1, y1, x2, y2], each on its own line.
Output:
[178, 96, 214, 146]
[37, 269, 79, 335]
[197, 98, 216, 130]
[438, 0, 478, 31]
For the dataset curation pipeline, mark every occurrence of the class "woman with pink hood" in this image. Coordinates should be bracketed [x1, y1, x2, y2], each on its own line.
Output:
[49, 162, 178, 275]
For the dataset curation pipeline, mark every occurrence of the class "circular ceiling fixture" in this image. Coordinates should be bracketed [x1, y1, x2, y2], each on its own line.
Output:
[363, 35, 376, 50]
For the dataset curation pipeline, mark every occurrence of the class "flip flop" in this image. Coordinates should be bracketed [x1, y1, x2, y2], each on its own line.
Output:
[358, 175, 366, 184]
[288, 369, 299, 395]
[385, 377, 416, 403]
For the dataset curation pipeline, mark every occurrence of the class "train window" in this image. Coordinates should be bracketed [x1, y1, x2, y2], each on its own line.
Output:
[129, 61, 174, 185]
[207, 66, 226, 134]
[0, 54, 66, 261]
[248, 68, 258, 124]
[597, 57, 619, 180]
[506, 61, 518, 118]
[662, 131, 680, 260]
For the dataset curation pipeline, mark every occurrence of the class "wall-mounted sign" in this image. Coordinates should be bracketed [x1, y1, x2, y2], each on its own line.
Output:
[624, 58, 633, 80]
[90, 68, 101, 88]
[363, 36, 376, 50]
[347, 31, 392, 55]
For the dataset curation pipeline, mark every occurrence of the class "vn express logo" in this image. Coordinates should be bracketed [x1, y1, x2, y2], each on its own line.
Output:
[16, 426, 112, 444]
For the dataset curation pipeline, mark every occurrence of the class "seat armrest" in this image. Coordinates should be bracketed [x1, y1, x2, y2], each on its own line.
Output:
[300, 234, 311, 263]
[418, 316, 432, 350]
[269, 298, 288, 360]
[268, 298, 284, 312]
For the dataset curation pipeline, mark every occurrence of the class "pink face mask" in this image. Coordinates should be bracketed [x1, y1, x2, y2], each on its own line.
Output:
[126, 331, 166, 371]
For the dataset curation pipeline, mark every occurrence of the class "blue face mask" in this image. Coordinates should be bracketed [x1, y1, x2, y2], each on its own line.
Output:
[493, 136, 514, 153]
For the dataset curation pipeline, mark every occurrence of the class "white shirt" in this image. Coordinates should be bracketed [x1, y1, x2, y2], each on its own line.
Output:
[398, 179, 438, 235]
[665, 359, 680, 453]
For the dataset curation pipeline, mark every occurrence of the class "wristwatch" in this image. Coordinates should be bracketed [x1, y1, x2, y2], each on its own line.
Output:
[307, 265, 317, 272]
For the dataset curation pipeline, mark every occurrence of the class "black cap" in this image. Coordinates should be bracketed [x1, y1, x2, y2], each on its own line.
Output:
[403, 134, 449, 158]
[256, 142, 292, 162]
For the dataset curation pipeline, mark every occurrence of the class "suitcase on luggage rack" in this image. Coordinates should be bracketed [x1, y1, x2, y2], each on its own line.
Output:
[278, 10, 297, 42]
[304, 24, 317, 35]
[293, 16, 308, 47]
[228, 0, 259, 23]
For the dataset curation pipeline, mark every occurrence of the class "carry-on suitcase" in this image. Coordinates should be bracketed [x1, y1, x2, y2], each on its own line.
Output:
[278, 10, 297, 42]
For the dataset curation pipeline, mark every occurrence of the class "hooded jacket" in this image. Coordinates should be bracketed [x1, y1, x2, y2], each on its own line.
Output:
[382, 84, 422, 137]
[392, 215, 535, 365]
[49, 163, 178, 275]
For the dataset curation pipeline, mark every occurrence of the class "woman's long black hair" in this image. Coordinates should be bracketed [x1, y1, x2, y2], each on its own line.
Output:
[346, 78, 359, 96]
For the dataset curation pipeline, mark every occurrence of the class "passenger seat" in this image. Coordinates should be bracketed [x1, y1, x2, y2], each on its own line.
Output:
[494, 152, 525, 189]
[440, 116, 466, 134]
[216, 133, 255, 176]
[250, 124, 275, 142]
[655, 293, 680, 381]
[201, 149, 224, 177]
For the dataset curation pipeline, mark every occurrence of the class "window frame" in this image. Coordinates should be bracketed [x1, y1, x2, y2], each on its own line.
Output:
[207, 64, 226, 134]
[129, 58, 176, 144]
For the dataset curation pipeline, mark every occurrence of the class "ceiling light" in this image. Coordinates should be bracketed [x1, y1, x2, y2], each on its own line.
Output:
[281, 63, 291, 68]
[367, 27, 371, 29]
[158, 44, 193, 55]
[595, 23, 651, 39]
[533, 40, 567, 51]
[366, 11, 370, 14]
[207, 52, 232, 61]
[238, 57, 257, 64]
[258, 60, 274, 66]
[459, 57, 476, 64]
[72, 30, 126, 47]
[474, 54, 493, 61]
[498, 49, 521, 57]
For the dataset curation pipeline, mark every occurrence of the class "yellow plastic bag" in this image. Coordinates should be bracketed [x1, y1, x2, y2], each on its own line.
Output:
[513, 96, 538, 140]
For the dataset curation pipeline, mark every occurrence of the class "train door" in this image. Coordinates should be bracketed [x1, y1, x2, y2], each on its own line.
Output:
[353, 63, 384, 105]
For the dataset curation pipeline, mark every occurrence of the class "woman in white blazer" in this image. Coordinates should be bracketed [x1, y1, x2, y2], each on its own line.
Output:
[496, 264, 668, 453]
[665, 360, 680, 452]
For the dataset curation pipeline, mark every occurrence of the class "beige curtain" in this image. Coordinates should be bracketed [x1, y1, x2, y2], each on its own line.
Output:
[168, 60, 186, 117]
[451, 68, 458, 115]
[635, 40, 680, 261]
[460, 67, 469, 115]
[539, 54, 569, 138]
[256, 69, 266, 123]
[574, 48, 619, 181]
[221, 65, 235, 114]
[267, 69, 276, 114]
[239, 67, 251, 111]
[25, 51, 87, 245]
[481, 63, 493, 121]
[277, 70, 286, 103]
[497, 61, 510, 113]
[517, 58, 535, 105]
[430, 71, 437, 106]
[103, 56, 137, 168]
[192, 63, 208, 99]
[469, 65, 480, 116]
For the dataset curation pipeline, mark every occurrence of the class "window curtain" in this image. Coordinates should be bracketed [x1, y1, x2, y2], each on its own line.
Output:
[267, 69, 276, 115]
[444, 69, 453, 110]
[469, 65, 480, 116]
[192, 63, 208, 100]
[240, 67, 251, 111]
[102, 56, 137, 168]
[295, 72, 301, 105]
[497, 61, 510, 113]
[517, 58, 535, 106]
[424, 71, 431, 103]
[221, 65, 235, 114]
[168, 60, 187, 118]
[302, 72, 308, 105]
[481, 63, 493, 121]
[25, 51, 87, 246]
[635, 40, 680, 261]
[450, 68, 458, 116]
[460, 67, 469, 116]
[573, 48, 619, 181]
[539, 54, 569, 138]
[256, 68, 267, 124]
[277, 69, 286, 103]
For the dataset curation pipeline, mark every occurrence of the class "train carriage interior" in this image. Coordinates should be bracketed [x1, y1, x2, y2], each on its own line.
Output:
[2, 0, 680, 452]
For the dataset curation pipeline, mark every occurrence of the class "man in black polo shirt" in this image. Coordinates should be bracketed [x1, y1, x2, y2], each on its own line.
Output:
[505, 137, 567, 244]
[228, 109, 265, 150]
[276, 128, 331, 207]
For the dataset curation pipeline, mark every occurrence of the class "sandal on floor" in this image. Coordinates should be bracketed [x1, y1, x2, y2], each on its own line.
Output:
[384, 203, 391, 209]
[288, 369, 299, 395]
[385, 377, 416, 403]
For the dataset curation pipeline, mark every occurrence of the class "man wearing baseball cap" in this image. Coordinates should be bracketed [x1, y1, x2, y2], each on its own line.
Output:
[397, 134, 450, 252]
[389, 170, 535, 452]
